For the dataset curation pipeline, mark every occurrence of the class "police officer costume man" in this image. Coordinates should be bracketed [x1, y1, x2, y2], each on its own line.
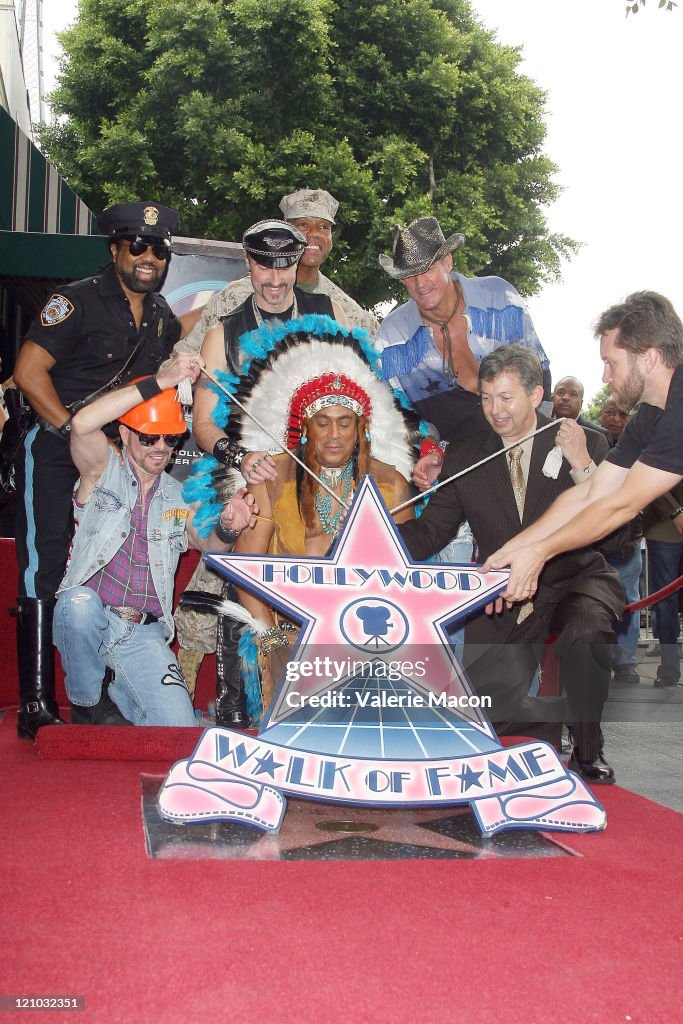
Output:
[12, 201, 189, 739]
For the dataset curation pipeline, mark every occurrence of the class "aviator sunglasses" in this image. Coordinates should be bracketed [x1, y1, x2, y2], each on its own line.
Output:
[128, 427, 183, 448]
[120, 236, 171, 261]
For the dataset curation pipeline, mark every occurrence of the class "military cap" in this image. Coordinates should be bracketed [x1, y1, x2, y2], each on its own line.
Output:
[242, 219, 306, 268]
[97, 202, 180, 241]
[279, 188, 339, 225]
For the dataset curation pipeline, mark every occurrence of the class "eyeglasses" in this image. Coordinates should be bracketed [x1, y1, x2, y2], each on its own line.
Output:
[120, 237, 171, 261]
[128, 427, 183, 447]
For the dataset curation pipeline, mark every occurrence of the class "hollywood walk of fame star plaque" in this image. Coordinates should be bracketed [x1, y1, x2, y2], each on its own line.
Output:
[158, 479, 606, 837]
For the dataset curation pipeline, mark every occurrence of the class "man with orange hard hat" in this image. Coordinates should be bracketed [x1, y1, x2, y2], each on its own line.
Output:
[53, 352, 256, 726]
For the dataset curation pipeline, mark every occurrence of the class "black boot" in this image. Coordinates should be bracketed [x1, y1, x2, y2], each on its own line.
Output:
[71, 668, 130, 725]
[215, 614, 250, 729]
[14, 596, 65, 740]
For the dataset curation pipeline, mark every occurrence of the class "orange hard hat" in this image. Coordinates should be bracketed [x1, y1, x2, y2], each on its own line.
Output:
[118, 378, 188, 434]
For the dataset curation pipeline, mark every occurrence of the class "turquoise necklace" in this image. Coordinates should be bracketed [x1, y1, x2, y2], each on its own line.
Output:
[315, 461, 354, 536]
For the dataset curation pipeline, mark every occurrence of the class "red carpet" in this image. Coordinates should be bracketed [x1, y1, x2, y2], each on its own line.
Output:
[33, 724, 530, 762]
[2, 711, 682, 1024]
[34, 723, 207, 762]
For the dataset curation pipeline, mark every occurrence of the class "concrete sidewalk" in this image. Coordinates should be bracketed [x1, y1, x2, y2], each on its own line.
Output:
[602, 643, 682, 813]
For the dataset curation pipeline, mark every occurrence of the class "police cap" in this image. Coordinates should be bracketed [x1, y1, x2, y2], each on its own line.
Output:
[97, 202, 180, 242]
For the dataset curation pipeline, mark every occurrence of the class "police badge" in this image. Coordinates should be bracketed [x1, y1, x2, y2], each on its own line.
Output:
[41, 294, 75, 326]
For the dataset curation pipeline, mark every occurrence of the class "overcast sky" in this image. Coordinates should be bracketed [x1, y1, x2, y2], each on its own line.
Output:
[42, 0, 683, 406]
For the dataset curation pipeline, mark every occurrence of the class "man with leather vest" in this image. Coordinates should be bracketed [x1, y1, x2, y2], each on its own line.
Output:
[176, 220, 347, 727]
[12, 201, 200, 739]
[177, 188, 376, 355]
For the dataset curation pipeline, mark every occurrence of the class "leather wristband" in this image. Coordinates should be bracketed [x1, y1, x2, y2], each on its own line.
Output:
[669, 506, 683, 520]
[213, 437, 247, 469]
[135, 376, 162, 401]
[214, 517, 242, 545]
[38, 415, 72, 439]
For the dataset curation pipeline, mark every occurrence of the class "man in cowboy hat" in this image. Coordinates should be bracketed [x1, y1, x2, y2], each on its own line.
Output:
[12, 200, 200, 740]
[376, 217, 551, 511]
[53, 351, 256, 726]
[177, 188, 377, 354]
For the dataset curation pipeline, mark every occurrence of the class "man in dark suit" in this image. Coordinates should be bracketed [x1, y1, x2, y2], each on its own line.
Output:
[399, 346, 624, 783]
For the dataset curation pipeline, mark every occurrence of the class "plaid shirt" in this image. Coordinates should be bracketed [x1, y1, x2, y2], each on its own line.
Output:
[83, 477, 163, 616]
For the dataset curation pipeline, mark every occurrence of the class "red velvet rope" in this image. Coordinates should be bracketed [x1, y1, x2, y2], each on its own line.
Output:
[623, 573, 683, 614]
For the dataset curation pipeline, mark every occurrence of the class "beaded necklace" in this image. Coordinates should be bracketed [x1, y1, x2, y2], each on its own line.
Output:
[315, 461, 354, 536]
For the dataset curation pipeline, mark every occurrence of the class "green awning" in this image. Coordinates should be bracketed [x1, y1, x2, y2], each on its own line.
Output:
[0, 230, 105, 278]
[0, 106, 98, 239]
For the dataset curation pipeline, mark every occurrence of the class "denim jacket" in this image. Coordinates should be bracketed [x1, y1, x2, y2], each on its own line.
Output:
[58, 450, 190, 640]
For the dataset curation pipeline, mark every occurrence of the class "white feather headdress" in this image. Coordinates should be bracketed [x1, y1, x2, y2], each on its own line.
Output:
[235, 333, 416, 480]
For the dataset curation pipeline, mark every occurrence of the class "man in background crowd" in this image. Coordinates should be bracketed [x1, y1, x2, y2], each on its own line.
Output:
[600, 394, 630, 444]
[552, 375, 614, 446]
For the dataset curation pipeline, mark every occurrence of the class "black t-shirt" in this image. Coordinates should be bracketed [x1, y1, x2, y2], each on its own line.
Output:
[26, 263, 181, 406]
[607, 363, 683, 476]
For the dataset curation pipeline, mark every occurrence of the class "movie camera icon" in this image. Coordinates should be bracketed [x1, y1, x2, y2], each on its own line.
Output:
[339, 598, 409, 653]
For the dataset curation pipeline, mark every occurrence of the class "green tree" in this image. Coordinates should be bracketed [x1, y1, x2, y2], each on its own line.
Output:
[40, 0, 575, 307]
[584, 385, 611, 424]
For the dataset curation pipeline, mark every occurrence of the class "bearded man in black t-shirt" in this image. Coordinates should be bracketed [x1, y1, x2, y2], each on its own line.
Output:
[482, 291, 683, 614]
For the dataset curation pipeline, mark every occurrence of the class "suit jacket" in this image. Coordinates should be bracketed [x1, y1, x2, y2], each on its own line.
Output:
[399, 412, 624, 645]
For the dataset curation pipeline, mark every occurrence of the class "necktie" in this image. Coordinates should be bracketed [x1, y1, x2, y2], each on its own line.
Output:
[508, 445, 526, 521]
[508, 445, 533, 624]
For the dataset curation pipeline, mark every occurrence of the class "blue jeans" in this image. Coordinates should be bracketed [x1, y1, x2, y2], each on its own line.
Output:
[54, 587, 197, 726]
[607, 546, 642, 670]
[646, 538, 683, 642]
[646, 537, 682, 679]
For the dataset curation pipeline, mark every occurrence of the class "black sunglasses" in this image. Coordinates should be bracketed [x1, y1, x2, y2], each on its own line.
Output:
[128, 427, 183, 448]
[120, 237, 171, 261]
